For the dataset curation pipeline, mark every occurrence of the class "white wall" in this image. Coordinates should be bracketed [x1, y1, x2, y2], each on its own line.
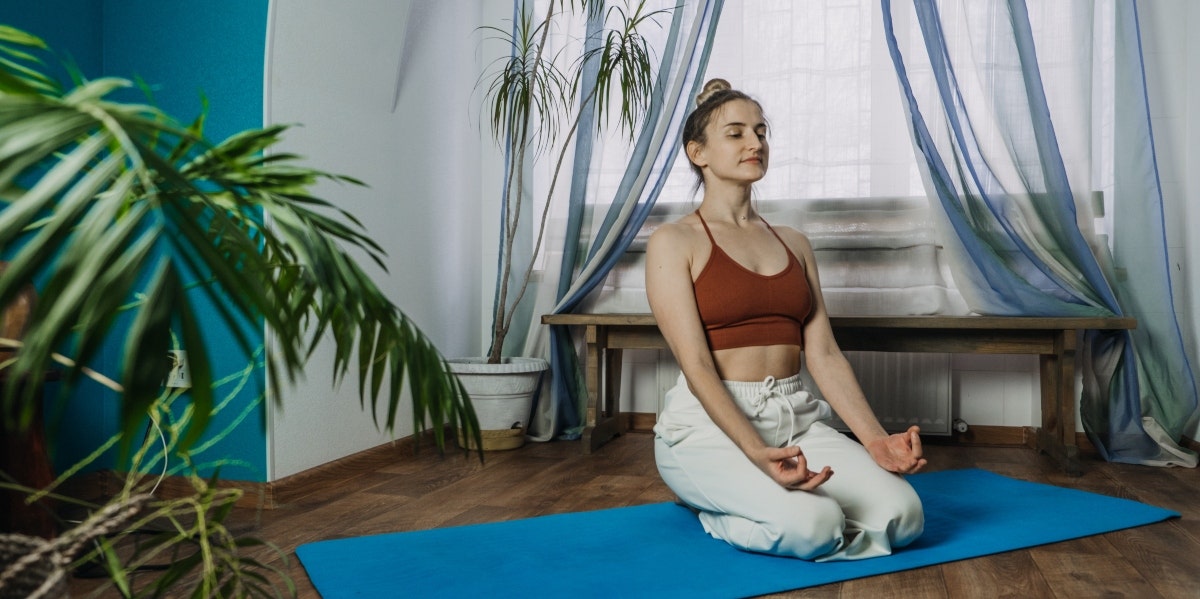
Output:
[263, 0, 488, 479]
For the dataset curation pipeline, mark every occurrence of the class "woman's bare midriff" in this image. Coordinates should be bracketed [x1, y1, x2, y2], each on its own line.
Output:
[711, 344, 803, 382]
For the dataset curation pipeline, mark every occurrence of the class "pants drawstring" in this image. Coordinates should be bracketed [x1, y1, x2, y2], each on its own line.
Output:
[747, 375, 796, 445]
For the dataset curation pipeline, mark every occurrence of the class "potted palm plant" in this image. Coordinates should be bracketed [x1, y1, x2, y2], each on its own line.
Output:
[0, 24, 475, 597]
[450, 0, 665, 450]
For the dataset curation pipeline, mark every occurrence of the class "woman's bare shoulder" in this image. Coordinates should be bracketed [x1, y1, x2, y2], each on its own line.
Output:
[648, 215, 703, 252]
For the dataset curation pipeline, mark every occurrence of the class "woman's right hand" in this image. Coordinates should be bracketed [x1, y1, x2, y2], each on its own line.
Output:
[756, 445, 833, 491]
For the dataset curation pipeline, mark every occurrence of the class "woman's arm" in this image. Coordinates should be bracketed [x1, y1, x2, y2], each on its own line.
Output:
[782, 229, 927, 474]
[646, 223, 831, 490]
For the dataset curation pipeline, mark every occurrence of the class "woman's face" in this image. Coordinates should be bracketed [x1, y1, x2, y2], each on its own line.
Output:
[687, 99, 769, 186]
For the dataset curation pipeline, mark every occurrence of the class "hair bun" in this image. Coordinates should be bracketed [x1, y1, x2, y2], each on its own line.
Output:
[696, 78, 733, 107]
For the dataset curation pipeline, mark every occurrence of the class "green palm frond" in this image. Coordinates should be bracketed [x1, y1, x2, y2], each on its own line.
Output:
[0, 30, 477, 454]
[0, 25, 58, 95]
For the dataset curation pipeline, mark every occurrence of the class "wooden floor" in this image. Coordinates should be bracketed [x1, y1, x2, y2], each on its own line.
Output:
[68, 431, 1200, 598]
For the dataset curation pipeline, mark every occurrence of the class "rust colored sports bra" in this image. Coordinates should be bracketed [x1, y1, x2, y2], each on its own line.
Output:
[692, 211, 812, 351]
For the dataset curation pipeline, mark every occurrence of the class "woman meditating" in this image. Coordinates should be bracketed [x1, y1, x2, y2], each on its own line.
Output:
[647, 79, 926, 561]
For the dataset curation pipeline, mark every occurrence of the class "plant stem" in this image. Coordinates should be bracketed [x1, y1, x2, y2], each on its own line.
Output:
[490, 0, 559, 364]
[499, 82, 599, 343]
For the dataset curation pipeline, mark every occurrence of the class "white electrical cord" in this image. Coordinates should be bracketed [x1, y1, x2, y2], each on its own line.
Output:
[145, 409, 169, 496]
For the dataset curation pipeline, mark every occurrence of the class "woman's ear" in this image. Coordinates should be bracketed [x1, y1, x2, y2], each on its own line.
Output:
[686, 140, 706, 169]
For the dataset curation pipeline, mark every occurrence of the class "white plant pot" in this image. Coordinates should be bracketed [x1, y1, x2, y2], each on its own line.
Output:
[446, 357, 548, 451]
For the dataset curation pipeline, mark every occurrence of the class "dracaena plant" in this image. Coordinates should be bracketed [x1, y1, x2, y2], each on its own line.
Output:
[478, 0, 665, 363]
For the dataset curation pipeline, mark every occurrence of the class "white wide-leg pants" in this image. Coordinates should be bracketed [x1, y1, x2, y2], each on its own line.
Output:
[654, 373, 924, 561]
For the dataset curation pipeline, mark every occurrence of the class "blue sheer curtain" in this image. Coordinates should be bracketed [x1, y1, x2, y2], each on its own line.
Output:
[882, 0, 1196, 466]
[517, 0, 725, 440]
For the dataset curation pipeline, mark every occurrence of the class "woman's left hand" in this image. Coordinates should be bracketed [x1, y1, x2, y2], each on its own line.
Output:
[866, 425, 926, 474]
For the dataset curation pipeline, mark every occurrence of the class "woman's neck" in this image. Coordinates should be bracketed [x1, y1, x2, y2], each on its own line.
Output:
[699, 185, 755, 224]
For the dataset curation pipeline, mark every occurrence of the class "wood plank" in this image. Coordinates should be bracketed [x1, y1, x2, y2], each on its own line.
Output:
[1100, 460, 1200, 519]
[756, 585, 842, 598]
[940, 550, 1055, 598]
[609, 326, 670, 349]
[828, 315, 1135, 330]
[1109, 522, 1200, 599]
[1029, 535, 1164, 598]
[839, 566, 947, 597]
[833, 328, 1056, 354]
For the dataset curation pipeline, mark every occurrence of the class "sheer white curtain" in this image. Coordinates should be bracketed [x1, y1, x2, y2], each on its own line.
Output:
[886, 0, 1196, 465]
[700, 1, 922, 200]
[579, 0, 963, 319]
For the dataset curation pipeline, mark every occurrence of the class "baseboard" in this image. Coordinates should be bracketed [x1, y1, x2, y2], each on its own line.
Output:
[62, 429, 450, 510]
[59, 467, 278, 511]
[938, 424, 1036, 447]
[630, 412, 657, 433]
[148, 473, 275, 510]
[266, 429, 449, 508]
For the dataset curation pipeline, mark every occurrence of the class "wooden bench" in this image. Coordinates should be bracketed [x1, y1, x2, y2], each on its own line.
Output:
[541, 313, 1137, 475]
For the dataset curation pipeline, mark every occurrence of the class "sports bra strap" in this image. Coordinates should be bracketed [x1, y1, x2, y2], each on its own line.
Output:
[761, 219, 784, 242]
[696, 210, 717, 244]
[695, 210, 789, 256]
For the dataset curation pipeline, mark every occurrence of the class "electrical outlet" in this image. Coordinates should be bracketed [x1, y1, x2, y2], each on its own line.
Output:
[166, 350, 192, 388]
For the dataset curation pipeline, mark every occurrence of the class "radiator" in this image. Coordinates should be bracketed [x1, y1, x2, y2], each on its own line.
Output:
[806, 351, 953, 436]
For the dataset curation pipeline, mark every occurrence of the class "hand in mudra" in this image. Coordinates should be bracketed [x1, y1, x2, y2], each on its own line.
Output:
[760, 445, 833, 491]
[867, 425, 927, 474]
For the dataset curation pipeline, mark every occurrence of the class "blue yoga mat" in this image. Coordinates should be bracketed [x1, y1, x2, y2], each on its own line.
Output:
[296, 468, 1178, 598]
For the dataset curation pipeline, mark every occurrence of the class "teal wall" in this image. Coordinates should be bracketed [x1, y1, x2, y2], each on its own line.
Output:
[1, 0, 272, 482]
[0, 0, 101, 79]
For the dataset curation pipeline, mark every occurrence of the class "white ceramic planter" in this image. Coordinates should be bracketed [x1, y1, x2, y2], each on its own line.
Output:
[446, 357, 548, 451]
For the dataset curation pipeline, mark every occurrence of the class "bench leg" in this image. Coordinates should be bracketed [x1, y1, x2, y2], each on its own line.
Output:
[581, 326, 624, 454]
[1036, 330, 1082, 476]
